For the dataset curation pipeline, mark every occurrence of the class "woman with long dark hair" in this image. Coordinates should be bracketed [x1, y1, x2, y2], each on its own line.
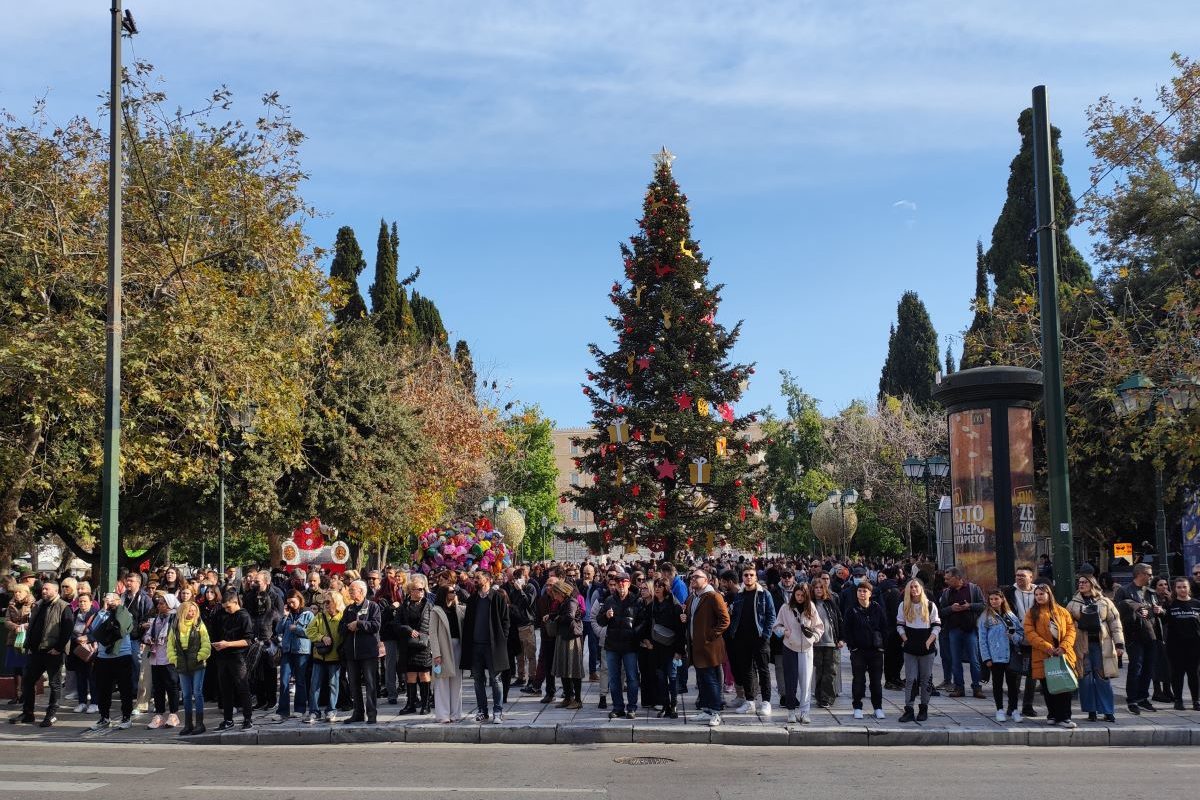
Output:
[1023, 583, 1078, 728]
[645, 578, 685, 718]
[773, 583, 824, 724]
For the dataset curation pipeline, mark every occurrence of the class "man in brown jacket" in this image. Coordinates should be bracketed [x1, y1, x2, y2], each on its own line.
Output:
[685, 567, 730, 727]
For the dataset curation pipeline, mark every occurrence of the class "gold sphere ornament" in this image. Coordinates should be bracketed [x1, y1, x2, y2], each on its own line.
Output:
[810, 500, 858, 550]
[495, 506, 527, 552]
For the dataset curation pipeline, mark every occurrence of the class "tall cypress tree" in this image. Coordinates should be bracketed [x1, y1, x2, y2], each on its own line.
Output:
[411, 291, 448, 349]
[961, 239, 991, 369]
[986, 108, 1090, 300]
[454, 339, 477, 399]
[878, 291, 940, 409]
[329, 226, 368, 325]
[369, 218, 401, 340]
[569, 151, 764, 554]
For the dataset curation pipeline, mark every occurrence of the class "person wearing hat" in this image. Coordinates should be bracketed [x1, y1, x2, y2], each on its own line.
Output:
[598, 571, 645, 719]
[143, 593, 181, 729]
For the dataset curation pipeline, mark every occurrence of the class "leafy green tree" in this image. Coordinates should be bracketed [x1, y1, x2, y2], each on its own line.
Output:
[961, 239, 991, 369]
[761, 371, 833, 554]
[878, 291, 940, 409]
[491, 405, 560, 558]
[569, 153, 764, 554]
[369, 219, 401, 339]
[454, 340, 477, 399]
[411, 291, 449, 349]
[329, 226, 368, 325]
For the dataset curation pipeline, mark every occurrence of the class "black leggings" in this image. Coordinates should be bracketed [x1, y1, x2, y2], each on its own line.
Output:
[989, 663, 1021, 711]
[1167, 639, 1200, 703]
[1040, 679, 1072, 722]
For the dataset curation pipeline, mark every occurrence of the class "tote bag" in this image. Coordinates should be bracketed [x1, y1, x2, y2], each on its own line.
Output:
[1044, 654, 1079, 695]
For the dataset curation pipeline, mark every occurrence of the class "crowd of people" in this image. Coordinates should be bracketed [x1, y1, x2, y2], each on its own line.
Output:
[2, 554, 1198, 734]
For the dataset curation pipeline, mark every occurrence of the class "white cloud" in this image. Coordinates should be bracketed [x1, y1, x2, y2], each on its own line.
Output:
[893, 200, 918, 212]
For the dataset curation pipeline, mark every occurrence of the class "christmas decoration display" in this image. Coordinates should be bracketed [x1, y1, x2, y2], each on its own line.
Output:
[568, 148, 766, 554]
[412, 517, 512, 575]
[281, 518, 350, 574]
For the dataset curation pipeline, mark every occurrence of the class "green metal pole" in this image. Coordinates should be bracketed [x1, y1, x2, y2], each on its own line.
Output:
[1155, 466, 1169, 579]
[1032, 86, 1075, 602]
[218, 432, 226, 576]
[98, 0, 124, 595]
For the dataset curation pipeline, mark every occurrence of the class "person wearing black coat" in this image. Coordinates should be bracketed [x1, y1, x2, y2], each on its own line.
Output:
[643, 579, 685, 718]
[393, 574, 433, 716]
[210, 591, 254, 730]
[842, 581, 888, 719]
[338, 581, 382, 724]
[460, 571, 510, 723]
[243, 573, 283, 710]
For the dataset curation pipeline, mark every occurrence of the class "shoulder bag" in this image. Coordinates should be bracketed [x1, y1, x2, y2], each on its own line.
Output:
[313, 613, 333, 656]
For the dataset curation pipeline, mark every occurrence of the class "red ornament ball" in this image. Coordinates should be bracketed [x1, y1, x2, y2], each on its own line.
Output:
[625, 381, 633, 389]
[648, 345, 656, 354]
[624, 326, 633, 333]
[734, 479, 743, 487]
[616, 405, 625, 414]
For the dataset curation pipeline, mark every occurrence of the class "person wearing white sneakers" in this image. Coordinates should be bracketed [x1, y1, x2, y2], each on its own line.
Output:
[685, 569, 730, 728]
[773, 583, 824, 724]
[842, 581, 888, 720]
[69, 592, 99, 715]
[978, 589, 1025, 723]
[726, 566, 777, 718]
[142, 594, 180, 730]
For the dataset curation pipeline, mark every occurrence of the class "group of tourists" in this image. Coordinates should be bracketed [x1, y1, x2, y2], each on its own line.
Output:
[2, 554, 1198, 734]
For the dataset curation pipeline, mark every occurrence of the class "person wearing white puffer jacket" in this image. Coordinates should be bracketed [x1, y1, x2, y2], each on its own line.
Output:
[772, 583, 824, 724]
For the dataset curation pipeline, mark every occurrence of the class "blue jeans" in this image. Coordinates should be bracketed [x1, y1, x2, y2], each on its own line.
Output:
[605, 649, 640, 713]
[1125, 637, 1156, 706]
[1079, 641, 1115, 714]
[277, 652, 309, 715]
[695, 665, 721, 714]
[309, 661, 340, 714]
[180, 669, 205, 715]
[472, 646, 503, 714]
[948, 627, 982, 690]
[655, 657, 678, 706]
[586, 625, 601, 675]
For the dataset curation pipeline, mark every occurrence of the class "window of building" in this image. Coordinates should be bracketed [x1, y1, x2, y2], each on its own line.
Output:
[570, 472, 580, 486]
[570, 443, 579, 455]
[571, 508, 581, 522]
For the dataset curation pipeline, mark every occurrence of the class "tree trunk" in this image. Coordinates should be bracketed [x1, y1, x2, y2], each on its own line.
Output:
[0, 418, 43, 573]
[267, 529, 283, 570]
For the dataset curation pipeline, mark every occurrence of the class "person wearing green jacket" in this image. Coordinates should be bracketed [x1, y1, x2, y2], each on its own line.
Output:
[305, 593, 345, 723]
[167, 600, 212, 736]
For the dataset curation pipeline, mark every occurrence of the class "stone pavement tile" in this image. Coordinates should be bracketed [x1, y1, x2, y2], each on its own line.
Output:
[332, 724, 407, 744]
[867, 727, 950, 746]
[557, 722, 631, 744]
[710, 726, 789, 746]
[789, 726, 867, 746]
[633, 723, 710, 744]
[219, 729, 258, 745]
[255, 726, 333, 745]
[953, 726, 1027, 746]
[479, 724, 556, 745]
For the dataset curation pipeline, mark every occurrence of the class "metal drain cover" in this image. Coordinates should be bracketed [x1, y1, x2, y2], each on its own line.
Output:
[614, 756, 676, 766]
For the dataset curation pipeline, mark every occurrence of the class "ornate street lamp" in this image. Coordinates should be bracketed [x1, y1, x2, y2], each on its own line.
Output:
[1112, 371, 1200, 578]
[903, 454, 950, 558]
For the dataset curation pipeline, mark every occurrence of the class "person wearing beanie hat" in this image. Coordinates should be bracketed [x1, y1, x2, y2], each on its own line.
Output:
[144, 593, 181, 729]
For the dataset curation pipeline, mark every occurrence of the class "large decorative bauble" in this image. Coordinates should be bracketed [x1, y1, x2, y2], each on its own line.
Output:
[495, 506, 527, 552]
[811, 500, 858, 550]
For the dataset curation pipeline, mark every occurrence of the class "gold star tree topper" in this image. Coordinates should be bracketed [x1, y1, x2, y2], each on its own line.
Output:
[653, 146, 676, 170]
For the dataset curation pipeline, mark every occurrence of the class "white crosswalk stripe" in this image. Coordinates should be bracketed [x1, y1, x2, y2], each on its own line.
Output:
[0, 766, 162, 775]
[0, 781, 107, 792]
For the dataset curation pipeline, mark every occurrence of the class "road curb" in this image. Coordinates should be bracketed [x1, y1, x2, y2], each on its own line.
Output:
[185, 721, 1200, 747]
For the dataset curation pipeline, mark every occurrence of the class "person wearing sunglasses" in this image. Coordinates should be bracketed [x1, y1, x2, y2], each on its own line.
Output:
[726, 566, 777, 717]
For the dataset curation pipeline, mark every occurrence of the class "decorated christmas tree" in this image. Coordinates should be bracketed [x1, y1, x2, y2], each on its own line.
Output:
[567, 149, 765, 556]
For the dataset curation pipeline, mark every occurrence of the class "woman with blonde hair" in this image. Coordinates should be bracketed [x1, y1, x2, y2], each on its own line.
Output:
[1024, 583, 1078, 728]
[305, 592, 344, 723]
[167, 599, 211, 736]
[550, 580, 585, 710]
[896, 578, 940, 723]
[1067, 574, 1123, 722]
[393, 572, 433, 715]
[4, 583, 33, 705]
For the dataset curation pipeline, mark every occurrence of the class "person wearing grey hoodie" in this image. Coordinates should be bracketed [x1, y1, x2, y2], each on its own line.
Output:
[143, 593, 180, 729]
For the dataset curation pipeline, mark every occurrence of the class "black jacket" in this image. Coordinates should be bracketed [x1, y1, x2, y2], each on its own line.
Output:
[644, 596, 686, 658]
[460, 588, 510, 670]
[27, 597, 74, 654]
[841, 601, 888, 652]
[597, 592, 645, 654]
[504, 581, 536, 627]
[210, 607, 252, 662]
[339, 599, 382, 661]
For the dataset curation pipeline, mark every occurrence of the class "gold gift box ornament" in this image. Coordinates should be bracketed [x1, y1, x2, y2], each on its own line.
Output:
[689, 457, 711, 485]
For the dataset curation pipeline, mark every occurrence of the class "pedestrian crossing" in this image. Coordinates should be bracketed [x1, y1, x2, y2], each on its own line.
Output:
[0, 765, 161, 793]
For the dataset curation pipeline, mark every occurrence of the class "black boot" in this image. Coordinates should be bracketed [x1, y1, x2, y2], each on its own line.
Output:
[916, 704, 928, 722]
[418, 682, 432, 715]
[899, 705, 915, 723]
[398, 683, 418, 715]
[666, 700, 678, 719]
[179, 710, 194, 737]
[193, 710, 206, 736]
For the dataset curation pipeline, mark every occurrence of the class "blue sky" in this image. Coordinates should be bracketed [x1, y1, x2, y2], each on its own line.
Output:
[5, 1, 1197, 426]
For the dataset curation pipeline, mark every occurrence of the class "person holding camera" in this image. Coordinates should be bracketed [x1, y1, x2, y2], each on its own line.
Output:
[1067, 574, 1123, 722]
[772, 582, 824, 724]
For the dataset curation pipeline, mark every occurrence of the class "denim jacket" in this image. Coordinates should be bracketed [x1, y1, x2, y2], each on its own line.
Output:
[727, 586, 777, 640]
[276, 609, 314, 655]
[977, 610, 1024, 664]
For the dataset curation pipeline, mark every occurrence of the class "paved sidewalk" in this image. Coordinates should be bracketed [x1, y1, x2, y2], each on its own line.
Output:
[3, 665, 1198, 747]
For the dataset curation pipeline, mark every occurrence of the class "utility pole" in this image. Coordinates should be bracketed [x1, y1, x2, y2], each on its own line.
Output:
[99, 3, 135, 593]
[1031, 86, 1075, 602]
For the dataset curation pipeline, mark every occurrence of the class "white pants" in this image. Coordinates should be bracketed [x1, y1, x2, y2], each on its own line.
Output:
[433, 640, 463, 722]
[781, 647, 815, 714]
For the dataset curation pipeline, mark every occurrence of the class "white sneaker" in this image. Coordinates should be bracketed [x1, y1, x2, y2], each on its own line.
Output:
[1011, 710, 1023, 723]
[707, 712, 722, 727]
[86, 705, 98, 714]
[74, 704, 87, 714]
[786, 710, 797, 723]
[1056, 719, 1077, 729]
[874, 708, 885, 720]
[491, 712, 503, 724]
[853, 708, 864, 720]
[995, 709, 1006, 722]
[302, 713, 315, 724]
[734, 700, 754, 714]
[146, 714, 164, 730]
[116, 717, 132, 730]
[758, 701, 772, 717]
[325, 712, 338, 723]
[693, 710, 710, 724]
[799, 713, 812, 724]
[267, 713, 285, 723]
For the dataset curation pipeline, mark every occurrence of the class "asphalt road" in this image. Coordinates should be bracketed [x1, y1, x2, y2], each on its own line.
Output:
[0, 742, 1187, 799]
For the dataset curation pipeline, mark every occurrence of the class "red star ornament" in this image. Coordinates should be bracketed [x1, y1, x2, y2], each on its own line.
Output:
[674, 392, 694, 412]
[636, 356, 651, 371]
[655, 459, 679, 480]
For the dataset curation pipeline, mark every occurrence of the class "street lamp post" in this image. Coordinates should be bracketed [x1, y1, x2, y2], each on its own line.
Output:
[826, 489, 859, 559]
[1112, 372, 1200, 579]
[903, 455, 950, 558]
[806, 502, 818, 556]
[218, 403, 257, 576]
[540, 515, 548, 563]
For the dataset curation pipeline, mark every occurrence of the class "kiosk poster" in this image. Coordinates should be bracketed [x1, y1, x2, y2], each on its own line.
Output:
[1009, 407, 1039, 571]
[1184, 488, 1199, 577]
[950, 408, 997, 589]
